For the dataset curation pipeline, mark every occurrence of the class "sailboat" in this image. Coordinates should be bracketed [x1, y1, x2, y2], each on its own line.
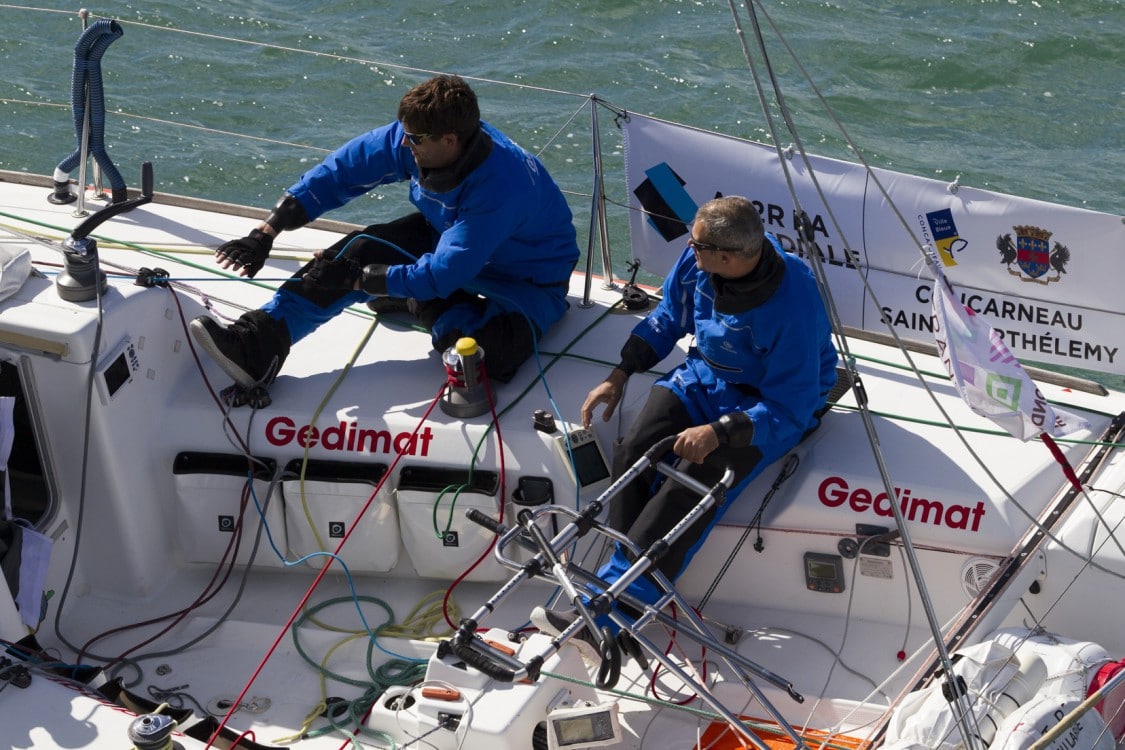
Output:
[1, 4, 1123, 750]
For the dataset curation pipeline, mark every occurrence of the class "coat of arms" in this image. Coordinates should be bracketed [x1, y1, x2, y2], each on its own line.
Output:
[996, 225, 1071, 284]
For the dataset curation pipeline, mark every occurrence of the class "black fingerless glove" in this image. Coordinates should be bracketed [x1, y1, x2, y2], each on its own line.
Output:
[304, 254, 363, 290]
[215, 229, 273, 278]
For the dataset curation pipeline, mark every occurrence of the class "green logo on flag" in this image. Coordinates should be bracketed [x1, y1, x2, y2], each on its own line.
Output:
[985, 373, 1021, 410]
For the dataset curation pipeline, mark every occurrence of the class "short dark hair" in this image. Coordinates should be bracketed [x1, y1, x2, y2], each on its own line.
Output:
[694, 196, 765, 257]
[397, 75, 480, 141]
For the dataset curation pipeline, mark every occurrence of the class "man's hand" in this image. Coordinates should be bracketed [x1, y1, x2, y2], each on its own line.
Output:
[303, 253, 363, 290]
[215, 228, 273, 278]
[674, 424, 721, 464]
[581, 368, 629, 428]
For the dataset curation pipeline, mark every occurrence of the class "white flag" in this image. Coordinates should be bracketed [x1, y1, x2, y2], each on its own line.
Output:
[932, 279, 1090, 441]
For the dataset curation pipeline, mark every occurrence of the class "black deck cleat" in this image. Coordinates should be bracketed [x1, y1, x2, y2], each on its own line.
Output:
[135, 267, 171, 287]
[220, 383, 272, 409]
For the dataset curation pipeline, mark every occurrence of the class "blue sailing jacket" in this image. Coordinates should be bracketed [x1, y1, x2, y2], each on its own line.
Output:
[633, 236, 838, 452]
[286, 120, 579, 335]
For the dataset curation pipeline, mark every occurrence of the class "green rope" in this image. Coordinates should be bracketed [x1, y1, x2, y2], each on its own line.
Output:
[283, 596, 427, 746]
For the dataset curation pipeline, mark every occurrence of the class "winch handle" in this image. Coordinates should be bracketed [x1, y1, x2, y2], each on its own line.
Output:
[71, 161, 154, 241]
[466, 507, 505, 535]
[442, 635, 542, 684]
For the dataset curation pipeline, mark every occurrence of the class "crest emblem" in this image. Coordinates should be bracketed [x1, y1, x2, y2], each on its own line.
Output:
[996, 225, 1071, 285]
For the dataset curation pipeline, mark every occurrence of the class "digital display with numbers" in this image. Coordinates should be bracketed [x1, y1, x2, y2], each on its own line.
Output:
[804, 551, 845, 593]
[547, 704, 620, 750]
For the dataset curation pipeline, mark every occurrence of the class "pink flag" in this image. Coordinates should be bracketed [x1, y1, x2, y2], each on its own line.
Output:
[931, 278, 1089, 441]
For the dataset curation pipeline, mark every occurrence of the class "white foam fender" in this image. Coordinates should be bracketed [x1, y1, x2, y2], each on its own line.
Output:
[988, 694, 1115, 750]
[989, 627, 1111, 699]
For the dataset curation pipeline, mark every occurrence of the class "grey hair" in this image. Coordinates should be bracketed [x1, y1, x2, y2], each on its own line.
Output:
[693, 196, 765, 257]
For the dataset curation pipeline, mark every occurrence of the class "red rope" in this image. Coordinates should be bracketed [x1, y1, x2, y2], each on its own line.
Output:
[648, 602, 707, 705]
[1040, 432, 1084, 492]
[206, 383, 449, 748]
[441, 366, 507, 630]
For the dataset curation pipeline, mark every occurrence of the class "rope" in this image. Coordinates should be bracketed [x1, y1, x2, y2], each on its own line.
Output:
[275, 595, 427, 745]
[697, 453, 800, 611]
[204, 382, 449, 750]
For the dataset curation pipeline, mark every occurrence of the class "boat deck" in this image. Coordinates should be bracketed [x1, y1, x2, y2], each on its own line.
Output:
[2, 173, 1125, 748]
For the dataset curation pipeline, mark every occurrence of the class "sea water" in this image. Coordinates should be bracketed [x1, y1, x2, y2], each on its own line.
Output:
[1, 0, 1120, 213]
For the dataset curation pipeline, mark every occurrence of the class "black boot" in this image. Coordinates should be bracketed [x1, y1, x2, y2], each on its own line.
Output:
[189, 310, 291, 388]
[366, 296, 417, 316]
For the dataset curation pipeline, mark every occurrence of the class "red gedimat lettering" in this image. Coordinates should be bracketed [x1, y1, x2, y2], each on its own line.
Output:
[265, 416, 434, 457]
[817, 475, 985, 533]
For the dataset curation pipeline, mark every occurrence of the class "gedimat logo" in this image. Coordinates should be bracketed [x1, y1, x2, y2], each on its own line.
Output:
[817, 475, 986, 533]
[265, 416, 434, 456]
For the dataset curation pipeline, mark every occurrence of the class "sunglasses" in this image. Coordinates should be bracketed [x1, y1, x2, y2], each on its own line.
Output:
[402, 129, 433, 146]
[688, 237, 728, 253]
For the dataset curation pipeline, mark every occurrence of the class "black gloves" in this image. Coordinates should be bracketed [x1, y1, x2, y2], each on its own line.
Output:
[358, 264, 389, 296]
[216, 193, 308, 277]
[215, 229, 273, 278]
[304, 254, 363, 290]
[710, 411, 754, 447]
[302, 256, 388, 294]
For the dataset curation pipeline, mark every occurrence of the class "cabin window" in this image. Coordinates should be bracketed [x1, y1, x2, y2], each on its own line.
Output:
[0, 360, 51, 527]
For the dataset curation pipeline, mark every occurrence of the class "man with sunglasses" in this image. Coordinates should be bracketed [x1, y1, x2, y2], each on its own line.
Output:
[190, 75, 579, 398]
[533, 195, 838, 650]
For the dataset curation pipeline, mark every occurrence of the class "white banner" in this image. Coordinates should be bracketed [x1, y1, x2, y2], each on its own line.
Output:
[622, 114, 1125, 377]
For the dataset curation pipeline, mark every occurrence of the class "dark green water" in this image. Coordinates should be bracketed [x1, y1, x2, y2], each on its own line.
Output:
[2, 1, 1120, 214]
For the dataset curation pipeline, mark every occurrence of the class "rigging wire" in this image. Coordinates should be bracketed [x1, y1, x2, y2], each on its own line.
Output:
[730, 0, 1125, 647]
[725, 0, 1125, 576]
[726, 2, 1125, 744]
[738, 0, 1107, 746]
[728, 2, 992, 747]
